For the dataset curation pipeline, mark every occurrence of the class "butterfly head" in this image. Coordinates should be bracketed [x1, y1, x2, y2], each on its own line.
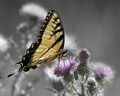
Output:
[63, 49, 68, 55]
[58, 49, 68, 59]
[22, 64, 32, 72]
[23, 66, 30, 72]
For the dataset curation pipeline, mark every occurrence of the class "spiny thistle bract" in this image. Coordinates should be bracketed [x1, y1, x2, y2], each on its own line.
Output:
[77, 49, 91, 77]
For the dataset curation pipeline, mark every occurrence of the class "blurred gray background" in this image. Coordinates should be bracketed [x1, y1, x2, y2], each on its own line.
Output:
[0, 0, 120, 96]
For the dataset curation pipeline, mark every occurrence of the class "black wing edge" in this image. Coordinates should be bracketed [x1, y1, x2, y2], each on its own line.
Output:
[49, 10, 65, 49]
[38, 10, 65, 49]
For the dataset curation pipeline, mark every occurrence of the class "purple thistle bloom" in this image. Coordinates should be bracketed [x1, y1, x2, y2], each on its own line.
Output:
[54, 57, 76, 76]
[92, 62, 114, 81]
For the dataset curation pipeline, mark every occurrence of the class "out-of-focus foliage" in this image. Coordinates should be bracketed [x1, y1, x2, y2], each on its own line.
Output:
[0, 2, 48, 96]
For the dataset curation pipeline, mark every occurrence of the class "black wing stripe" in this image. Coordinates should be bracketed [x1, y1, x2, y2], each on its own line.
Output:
[38, 11, 54, 37]
[38, 34, 64, 59]
[21, 38, 42, 66]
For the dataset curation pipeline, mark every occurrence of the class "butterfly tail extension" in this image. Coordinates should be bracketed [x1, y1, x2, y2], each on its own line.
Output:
[7, 67, 23, 78]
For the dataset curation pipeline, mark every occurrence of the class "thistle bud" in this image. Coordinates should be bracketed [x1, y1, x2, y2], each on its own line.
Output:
[77, 49, 91, 76]
[79, 48, 90, 61]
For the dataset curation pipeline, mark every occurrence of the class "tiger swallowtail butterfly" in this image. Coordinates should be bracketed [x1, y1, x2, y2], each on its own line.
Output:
[8, 10, 67, 77]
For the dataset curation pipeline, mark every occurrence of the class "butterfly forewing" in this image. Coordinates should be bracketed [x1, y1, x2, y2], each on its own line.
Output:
[11, 10, 67, 75]
[31, 10, 65, 62]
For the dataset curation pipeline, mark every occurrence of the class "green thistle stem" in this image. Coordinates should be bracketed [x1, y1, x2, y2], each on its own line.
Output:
[81, 76, 85, 96]
[68, 81, 81, 96]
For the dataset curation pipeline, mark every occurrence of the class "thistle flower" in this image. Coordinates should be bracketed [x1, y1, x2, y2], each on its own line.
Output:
[20, 3, 47, 20]
[19, 3, 47, 31]
[16, 22, 28, 33]
[0, 34, 10, 53]
[87, 77, 97, 87]
[44, 66, 62, 81]
[87, 77, 99, 96]
[44, 67, 65, 92]
[54, 57, 76, 76]
[92, 62, 114, 82]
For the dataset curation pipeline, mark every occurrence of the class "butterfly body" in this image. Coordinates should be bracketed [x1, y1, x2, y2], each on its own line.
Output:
[8, 10, 67, 77]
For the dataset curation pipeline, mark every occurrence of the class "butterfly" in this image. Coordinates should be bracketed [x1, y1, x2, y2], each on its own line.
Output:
[8, 10, 67, 77]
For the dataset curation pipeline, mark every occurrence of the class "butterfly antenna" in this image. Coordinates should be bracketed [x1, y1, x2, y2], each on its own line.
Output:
[68, 49, 76, 51]
[7, 68, 23, 78]
[66, 39, 77, 49]
[11, 62, 20, 67]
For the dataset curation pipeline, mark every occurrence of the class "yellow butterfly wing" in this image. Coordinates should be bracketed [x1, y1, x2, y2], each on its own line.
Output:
[17, 10, 67, 71]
